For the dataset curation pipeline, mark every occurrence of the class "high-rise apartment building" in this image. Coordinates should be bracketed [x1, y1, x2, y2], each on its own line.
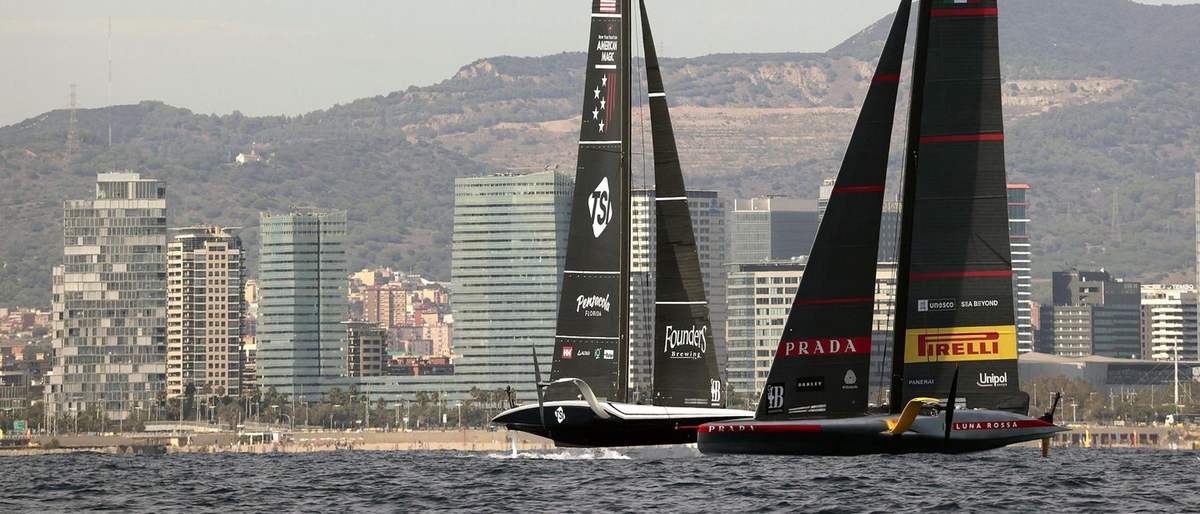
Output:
[1039, 269, 1142, 358]
[628, 189, 726, 399]
[49, 172, 168, 422]
[345, 321, 387, 377]
[725, 262, 803, 403]
[729, 197, 819, 264]
[725, 262, 897, 405]
[257, 210, 348, 397]
[241, 279, 259, 391]
[1008, 184, 1034, 353]
[423, 322, 453, 357]
[363, 284, 409, 328]
[1140, 284, 1198, 362]
[166, 226, 245, 399]
[449, 171, 572, 399]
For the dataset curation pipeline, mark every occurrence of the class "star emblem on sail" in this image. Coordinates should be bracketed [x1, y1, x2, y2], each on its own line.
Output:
[593, 72, 616, 134]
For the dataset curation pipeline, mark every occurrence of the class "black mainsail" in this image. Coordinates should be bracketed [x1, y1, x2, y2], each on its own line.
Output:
[641, 0, 724, 408]
[890, 0, 1028, 414]
[548, 0, 631, 402]
[491, 0, 755, 446]
[754, 0, 911, 420]
[695, 0, 1067, 456]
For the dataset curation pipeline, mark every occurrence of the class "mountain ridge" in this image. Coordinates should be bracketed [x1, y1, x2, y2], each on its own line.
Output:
[1, 0, 1198, 308]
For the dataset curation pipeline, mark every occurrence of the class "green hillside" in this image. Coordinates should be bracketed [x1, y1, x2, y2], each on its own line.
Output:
[2, 0, 1199, 308]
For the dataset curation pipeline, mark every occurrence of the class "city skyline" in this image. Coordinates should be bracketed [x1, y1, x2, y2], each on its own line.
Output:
[34, 169, 1200, 407]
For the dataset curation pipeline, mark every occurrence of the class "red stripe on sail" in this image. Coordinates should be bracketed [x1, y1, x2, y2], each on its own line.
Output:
[831, 185, 884, 194]
[931, 8, 998, 17]
[910, 270, 1013, 280]
[920, 134, 1004, 143]
[793, 297, 874, 306]
[872, 74, 901, 83]
[605, 72, 616, 130]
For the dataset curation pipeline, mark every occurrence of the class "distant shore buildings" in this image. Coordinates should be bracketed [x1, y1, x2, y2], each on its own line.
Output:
[21, 169, 1197, 419]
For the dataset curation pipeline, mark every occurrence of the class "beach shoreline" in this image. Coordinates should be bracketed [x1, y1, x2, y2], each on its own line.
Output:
[2, 429, 555, 455]
[4, 423, 1199, 455]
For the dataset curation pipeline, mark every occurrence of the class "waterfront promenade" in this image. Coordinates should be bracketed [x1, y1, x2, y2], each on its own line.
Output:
[7, 429, 554, 455]
[5, 424, 1200, 455]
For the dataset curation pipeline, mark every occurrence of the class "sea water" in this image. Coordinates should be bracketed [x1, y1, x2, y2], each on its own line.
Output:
[1, 446, 1194, 513]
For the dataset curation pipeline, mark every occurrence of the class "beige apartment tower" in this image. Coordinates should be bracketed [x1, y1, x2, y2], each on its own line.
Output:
[167, 226, 246, 399]
[363, 284, 409, 328]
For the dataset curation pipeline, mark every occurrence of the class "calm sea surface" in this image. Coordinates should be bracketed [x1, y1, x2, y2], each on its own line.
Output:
[1, 446, 1195, 513]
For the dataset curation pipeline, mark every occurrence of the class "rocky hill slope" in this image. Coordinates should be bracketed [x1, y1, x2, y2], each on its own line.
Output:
[1, 0, 1198, 307]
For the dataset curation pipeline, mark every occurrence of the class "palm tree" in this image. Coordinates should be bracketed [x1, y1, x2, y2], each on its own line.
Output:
[219, 403, 243, 431]
[468, 386, 485, 405]
[491, 388, 507, 412]
[328, 387, 347, 406]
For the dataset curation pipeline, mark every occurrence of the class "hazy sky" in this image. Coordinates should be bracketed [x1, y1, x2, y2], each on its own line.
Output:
[2, 0, 1198, 127]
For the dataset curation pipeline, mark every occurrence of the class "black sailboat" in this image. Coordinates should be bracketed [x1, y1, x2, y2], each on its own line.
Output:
[491, 0, 751, 447]
[697, 0, 1067, 455]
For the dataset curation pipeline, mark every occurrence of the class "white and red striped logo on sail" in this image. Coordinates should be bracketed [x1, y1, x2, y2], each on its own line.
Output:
[599, 0, 617, 13]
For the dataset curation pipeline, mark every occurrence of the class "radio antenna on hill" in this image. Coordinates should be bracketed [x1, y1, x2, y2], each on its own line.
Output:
[66, 84, 80, 170]
[108, 16, 113, 148]
[1111, 188, 1120, 243]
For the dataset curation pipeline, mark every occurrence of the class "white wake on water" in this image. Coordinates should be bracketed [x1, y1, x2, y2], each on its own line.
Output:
[486, 448, 632, 460]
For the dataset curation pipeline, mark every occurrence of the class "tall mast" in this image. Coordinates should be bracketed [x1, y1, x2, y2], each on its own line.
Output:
[641, 0, 726, 408]
[1175, 344, 1180, 416]
[618, 0, 633, 402]
[547, 0, 636, 401]
[889, 0, 931, 414]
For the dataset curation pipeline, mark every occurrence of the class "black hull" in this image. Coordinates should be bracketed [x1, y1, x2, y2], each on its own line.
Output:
[697, 409, 1068, 456]
[494, 402, 753, 448]
[699, 431, 1056, 456]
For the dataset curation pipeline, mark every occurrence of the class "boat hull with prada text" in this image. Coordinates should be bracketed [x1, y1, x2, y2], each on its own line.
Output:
[697, 409, 1067, 456]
